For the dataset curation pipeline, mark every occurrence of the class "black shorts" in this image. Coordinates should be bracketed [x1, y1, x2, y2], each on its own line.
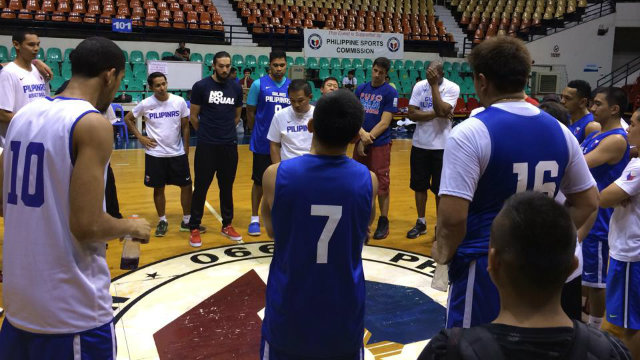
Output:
[144, 154, 192, 188]
[410, 146, 444, 194]
[251, 152, 272, 186]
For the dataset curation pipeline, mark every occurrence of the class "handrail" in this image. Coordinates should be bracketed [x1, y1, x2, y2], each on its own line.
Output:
[597, 55, 640, 87]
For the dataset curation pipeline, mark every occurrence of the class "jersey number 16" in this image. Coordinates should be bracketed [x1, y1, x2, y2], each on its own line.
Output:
[513, 161, 559, 197]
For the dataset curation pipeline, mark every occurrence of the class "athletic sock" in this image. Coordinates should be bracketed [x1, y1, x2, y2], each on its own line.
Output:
[418, 217, 426, 225]
[159, 215, 167, 222]
[183, 215, 191, 224]
[251, 216, 259, 224]
[588, 315, 603, 328]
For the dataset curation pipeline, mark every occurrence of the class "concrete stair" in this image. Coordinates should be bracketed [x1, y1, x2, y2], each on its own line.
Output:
[211, 0, 257, 46]
[434, 4, 467, 57]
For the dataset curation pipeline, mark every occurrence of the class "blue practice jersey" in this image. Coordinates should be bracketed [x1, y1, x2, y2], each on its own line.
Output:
[452, 107, 570, 273]
[250, 75, 291, 154]
[581, 128, 629, 239]
[355, 82, 398, 146]
[262, 154, 373, 358]
[568, 113, 594, 144]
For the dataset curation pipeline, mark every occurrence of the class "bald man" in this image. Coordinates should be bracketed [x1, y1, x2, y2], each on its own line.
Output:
[406, 61, 460, 239]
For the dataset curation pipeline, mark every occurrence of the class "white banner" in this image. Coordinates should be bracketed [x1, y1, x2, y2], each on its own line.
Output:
[304, 29, 404, 59]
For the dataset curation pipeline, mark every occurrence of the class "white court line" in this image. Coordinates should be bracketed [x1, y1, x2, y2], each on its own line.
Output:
[192, 186, 223, 223]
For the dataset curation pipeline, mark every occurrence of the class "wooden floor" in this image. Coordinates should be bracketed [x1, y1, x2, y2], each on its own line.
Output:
[0, 139, 439, 319]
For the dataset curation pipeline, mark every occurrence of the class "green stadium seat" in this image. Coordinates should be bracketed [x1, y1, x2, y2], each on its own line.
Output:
[330, 69, 342, 78]
[451, 62, 460, 73]
[363, 58, 372, 69]
[130, 51, 144, 64]
[46, 48, 62, 62]
[393, 60, 404, 71]
[341, 58, 352, 70]
[365, 69, 372, 82]
[204, 53, 214, 66]
[312, 88, 321, 101]
[10, 47, 16, 61]
[49, 76, 65, 93]
[119, 79, 128, 90]
[409, 70, 420, 82]
[330, 58, 341, 69]
[355, 68, 365, 79]
[0, 46, 8, 62]
[257, 55, 269, 68]
[306, 57, 318, 69]
[146, 51, 160, 61]
[352, 59, 363, 69]
[404, 60, 414, 70]
[37, 48, 45, 60]
[252, 67, 266, 80]
[295, 57, 305, 66]
[61, 62, 72, 80]
[128, 80, 145, 91]
[131, 93, 143, 102]
[190, 53, 203, 63]
[203, 66, 213, 77]
[461, 62, 471, 73]
[319, 58, 330, 69]
[443, 61, 452, 73]
[245, 55, 257, 67]
[414, 60, 424, 70]
[161, 51, 173, 59]
[120, 50, 128, 63]
[45, 61, 60, 76]
[286, 56, 294, 67]
[319, 69, 330, 79]
[232, 54, 244, 67]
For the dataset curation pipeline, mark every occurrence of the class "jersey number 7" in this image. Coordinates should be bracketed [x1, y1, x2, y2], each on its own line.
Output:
[311, 205, 343, 264]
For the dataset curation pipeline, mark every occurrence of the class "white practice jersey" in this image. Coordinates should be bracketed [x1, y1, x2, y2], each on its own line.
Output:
[132, 94, 189, 158]
[0, 62, 50, 146]
[2, 96, 112, 334]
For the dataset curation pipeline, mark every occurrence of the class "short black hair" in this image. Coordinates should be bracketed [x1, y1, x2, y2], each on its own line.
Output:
[348, 70, 355, 76]
[244, 68, 252, 74]
[540, 101, 571, 127]
[12, 29, 38, 44]
[288, 79, 312, 97]
[313, 89, 364, 147]
[213, 51, 231, 65]
[373, 57, 391, 73]
[593, 86, 629, 117]
[270, 50, 287, 63]
[567, 80, 592, 100]
[468, 36, 531, 94]
[147, 72, 167, 86]
[70, 37, 125, 78]
[230, 67, 237, 73]
[491, 192, 576, 296]
[322, 77, 338, 88]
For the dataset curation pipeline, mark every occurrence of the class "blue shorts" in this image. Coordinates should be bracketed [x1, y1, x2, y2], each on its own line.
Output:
[0, 319, 116, 360]
[581, 234, 609, 288]
[446, 255, 500, 328]
[260, 338, 364, 360]
[606, 258, 640, 330]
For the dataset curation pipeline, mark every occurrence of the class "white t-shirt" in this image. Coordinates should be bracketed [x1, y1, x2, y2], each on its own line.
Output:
[104, 104, 118, 125]
[267, 105, 314, 160]
[609, 158, 640, 262]
[0, 62, 49, 146]
[132, 94, 189, 157]
[439, 102, 596, 202]
[409, 78, 460, 150]
[620, 117, 629, 131]
[555, 191, 584, 282]
[342, 77, 357, 86]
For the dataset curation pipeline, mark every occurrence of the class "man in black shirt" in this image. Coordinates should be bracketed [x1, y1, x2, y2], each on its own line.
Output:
[419, 192, 631, 360]
[188, 51, 243, 247]
[175, 42, 190, 61]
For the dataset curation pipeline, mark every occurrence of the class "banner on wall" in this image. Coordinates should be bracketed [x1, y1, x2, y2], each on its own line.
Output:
[303, 29, 404, 59]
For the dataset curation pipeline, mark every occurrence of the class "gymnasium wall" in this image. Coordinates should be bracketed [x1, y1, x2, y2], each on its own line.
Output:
[525, 13, 616, 87]
[615, 3, 640, 27]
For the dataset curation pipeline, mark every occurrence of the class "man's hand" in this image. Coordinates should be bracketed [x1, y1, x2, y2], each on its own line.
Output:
[33, 59, 53, 81]
[359, 131, 375, 146]
[130, 218, 151, 243]
[139, 136, 158, 149]
[426, 67, 439, 86]
[356, 141, 367, 157]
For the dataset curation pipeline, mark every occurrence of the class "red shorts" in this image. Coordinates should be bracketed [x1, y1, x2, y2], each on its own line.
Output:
[353, 142, 391, 195]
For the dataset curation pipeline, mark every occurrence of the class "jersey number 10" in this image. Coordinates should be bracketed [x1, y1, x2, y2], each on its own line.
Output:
[7, 141, 45, 208]
[513, 161, 559, 197]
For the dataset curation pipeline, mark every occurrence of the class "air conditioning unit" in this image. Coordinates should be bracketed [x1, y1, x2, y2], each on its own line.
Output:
[532, 71, 560, 94]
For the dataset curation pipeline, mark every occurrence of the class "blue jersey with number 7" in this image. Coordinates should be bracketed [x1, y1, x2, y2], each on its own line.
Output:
[262, 154, 373, 358]
[250, 75, 291, 155]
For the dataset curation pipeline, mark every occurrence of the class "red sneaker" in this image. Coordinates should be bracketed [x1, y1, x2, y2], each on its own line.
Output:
[221, 225, 243, 242]
[189, 229, 202, 247]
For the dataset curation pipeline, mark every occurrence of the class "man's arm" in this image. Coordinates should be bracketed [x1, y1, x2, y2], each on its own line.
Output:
[432, 195, 469, 264]
[69, 113, 150, 243]
[0, 71, 16, 124]
[0, 111, 13, 124]
[565, 186, 599, 234]
[407, 105, 438, 122]
[189, 103, 200, 131]
[270, 141, 282, 163]
[261, 163, 280, 239]
[368, 111, 393, 140]
[32, 59, 53, 81]
[124, 111, 157, 149]
[585, 121, 601, 138]
[0, 150, 4, 217]
[234, 105, 242, 126]
[367, 171, 379, 239]
[247, 105, 256, 130]
[181, 116, 190, 155]
[430, 82, 453, 118]
[584, 135, 628, 168]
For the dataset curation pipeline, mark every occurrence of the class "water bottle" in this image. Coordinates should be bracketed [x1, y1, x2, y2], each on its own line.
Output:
[120, 215, 142, 270]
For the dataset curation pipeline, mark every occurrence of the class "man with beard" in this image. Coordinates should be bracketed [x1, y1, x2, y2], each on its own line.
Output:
[188, 51, 244, 246]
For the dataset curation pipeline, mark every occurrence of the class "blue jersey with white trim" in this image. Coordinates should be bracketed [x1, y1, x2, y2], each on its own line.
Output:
[581, 128, 629, 239]
[568, 113, 594, 144]
[262, 154, 372, 357]
[250, 75, 291, 154]
[454, 107, 569, 265]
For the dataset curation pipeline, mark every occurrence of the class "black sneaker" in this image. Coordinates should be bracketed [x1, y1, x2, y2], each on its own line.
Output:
[180, 221, 207, 233]
[406, 220, 427, 239]
[373, 216, 389, 240]
[155, 220, 168, 237]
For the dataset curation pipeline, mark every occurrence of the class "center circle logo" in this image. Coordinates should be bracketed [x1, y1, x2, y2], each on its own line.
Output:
[387, 37, 400, 52]
[308, 34, 322, 50]
[111, 242, 446, 359]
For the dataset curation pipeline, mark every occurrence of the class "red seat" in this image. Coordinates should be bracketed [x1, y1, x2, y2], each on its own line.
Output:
[453, 98, 468, 115]
[466, 97, 481, 112]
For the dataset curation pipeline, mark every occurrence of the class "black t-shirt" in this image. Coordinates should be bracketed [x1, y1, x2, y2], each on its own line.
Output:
[190, 76, 243, 145]
[420, 323, 631, 360]
[175, 47, 190, 55]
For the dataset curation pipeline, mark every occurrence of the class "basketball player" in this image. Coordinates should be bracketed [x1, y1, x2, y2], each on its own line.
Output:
[189, 51, 243, 245]
[561, 80, 600, 143]
[124, 72, 195, 238]
[600, 109, 640, 359]
[0, 30, 50, 147]
[579, 86, 630, 328]
[406, 61, 460, 239]
[433, 36, 599, 328]
[246, 50, 291, 236]
[354, 57, 398, 240]
[267, 79, 314, 163]
[260, 89, 377, 359]
[0, 37, 150, 358]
